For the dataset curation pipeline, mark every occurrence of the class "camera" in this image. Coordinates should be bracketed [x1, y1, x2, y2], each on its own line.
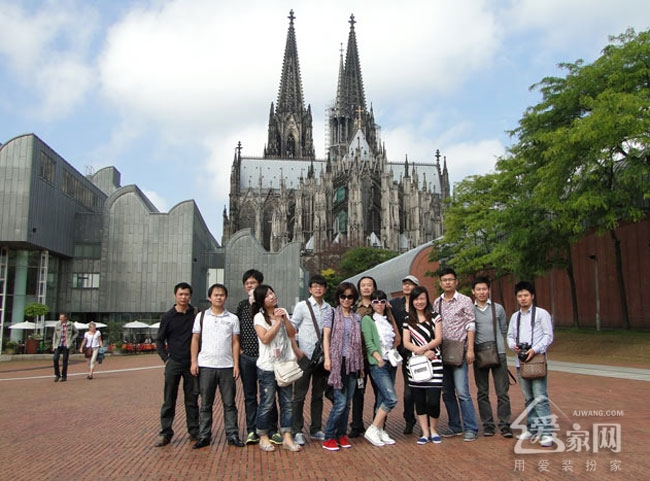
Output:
[517, 342, 531, 361]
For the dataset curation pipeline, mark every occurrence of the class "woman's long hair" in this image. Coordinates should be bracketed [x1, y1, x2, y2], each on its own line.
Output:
[370, 290, 396, 325]
[251, 284, 274, 325]
[407, 286, 433, 328]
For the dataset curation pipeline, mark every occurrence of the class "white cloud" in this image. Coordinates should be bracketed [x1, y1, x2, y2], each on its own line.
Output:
[0, 0, 98, 119]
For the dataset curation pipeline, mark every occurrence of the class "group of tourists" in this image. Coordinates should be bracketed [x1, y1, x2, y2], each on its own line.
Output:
[152, 267, 555, 452]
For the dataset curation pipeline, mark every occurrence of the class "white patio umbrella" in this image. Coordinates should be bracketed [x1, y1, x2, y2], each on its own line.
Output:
[8, 321, 36, 330]
[74, 322, 89, 330]
[94, 322, 108, 328]
[149, 322, 160, 329]
[123, 321, 150, 329]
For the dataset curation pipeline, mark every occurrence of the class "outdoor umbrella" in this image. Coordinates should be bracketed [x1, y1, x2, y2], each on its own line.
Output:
[74, 322, 89, 330]
[123, 321, 150, 329]
[8, 321, 36, 330]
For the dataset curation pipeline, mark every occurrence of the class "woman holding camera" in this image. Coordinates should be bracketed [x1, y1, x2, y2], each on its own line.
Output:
[321, 282, 364, 451]
[360, 290, 402, 446]
[402, 286, 444, 444]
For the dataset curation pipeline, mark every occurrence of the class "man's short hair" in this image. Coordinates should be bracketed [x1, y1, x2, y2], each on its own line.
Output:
[174, 282, 192, 294]
[439, 267, 457, 278]
[309, 274, 327, 288]
[514, 280, 535, 296]
[208, 283, 228, 297]
[471, 276, 491, 289]
[242, 269, 264, 285]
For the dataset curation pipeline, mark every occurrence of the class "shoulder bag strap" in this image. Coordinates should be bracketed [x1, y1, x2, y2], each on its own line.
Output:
[305, 301, 321, 339]
[198, 309, 206, 353]
[515, 305, 537, 346]
[490, 301, 498, 342]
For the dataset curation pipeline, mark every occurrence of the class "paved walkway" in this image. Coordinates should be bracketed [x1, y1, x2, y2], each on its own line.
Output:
[0, 354, 647, 480]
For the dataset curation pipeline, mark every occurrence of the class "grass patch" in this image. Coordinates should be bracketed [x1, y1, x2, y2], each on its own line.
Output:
[549, 328, 650, 367]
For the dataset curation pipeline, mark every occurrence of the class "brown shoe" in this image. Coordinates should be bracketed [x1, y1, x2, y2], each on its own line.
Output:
[155, 435, 171, 447]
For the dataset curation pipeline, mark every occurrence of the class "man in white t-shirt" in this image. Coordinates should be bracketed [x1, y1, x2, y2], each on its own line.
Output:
[190, 283, 244, 449]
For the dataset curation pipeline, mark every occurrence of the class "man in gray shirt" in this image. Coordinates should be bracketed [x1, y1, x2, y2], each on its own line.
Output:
[471, 276, 512, 438]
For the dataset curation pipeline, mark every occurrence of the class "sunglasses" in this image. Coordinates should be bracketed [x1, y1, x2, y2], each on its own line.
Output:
[371, 299, 387, 305]
[339, 294, 355, 301]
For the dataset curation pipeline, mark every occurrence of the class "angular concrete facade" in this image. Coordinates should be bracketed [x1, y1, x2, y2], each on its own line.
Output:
[0, 134, 222, 346]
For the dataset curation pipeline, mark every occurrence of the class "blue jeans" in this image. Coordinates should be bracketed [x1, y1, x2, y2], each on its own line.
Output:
[370, 364, 397, 412]
[442, 361, 478, 433]
[198, 367, 238, 441]
[256, 369, 292, 435]
[517, 369, 551, 434]
[325, 370, 357, 440]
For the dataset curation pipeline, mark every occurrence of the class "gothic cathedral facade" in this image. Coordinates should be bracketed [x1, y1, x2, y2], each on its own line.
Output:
[223, 11, 450, 253]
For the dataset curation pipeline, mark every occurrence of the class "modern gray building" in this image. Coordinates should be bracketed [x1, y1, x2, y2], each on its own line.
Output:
[0, 134, 223, 344]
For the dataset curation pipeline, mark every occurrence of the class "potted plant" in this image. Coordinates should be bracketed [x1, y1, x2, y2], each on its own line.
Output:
[24, 303, 49, 353]
[5, 340, 18, 355]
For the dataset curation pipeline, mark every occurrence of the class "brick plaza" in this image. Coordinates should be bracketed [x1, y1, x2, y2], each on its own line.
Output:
[0, 354, 647, 481]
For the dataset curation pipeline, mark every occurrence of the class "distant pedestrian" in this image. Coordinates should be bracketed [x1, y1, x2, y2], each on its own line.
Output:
[154, 282, 199, 447]
[79, 322, 102, 380]
[52, 314, 78, 382]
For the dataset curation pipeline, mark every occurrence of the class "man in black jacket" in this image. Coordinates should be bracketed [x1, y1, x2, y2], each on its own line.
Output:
[154, 282, 199, 447]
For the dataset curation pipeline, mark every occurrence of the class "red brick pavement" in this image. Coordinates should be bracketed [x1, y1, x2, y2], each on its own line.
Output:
[0, 353, 647, 481]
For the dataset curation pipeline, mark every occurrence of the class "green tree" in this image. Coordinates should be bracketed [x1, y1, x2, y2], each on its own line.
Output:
[339, 246, 398, 278]
[511, 28, 650, 328]
[24, 302, 49, 319]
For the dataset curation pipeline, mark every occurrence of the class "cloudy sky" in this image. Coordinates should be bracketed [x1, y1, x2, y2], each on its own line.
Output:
[1, 0, 648, 242]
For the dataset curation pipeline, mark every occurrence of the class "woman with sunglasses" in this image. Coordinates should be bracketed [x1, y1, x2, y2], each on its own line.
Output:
[321, 282, 364, 451]
[403, 286, 444, 445]
[360, 290, 402, 446]
[252, 285, 302, 452]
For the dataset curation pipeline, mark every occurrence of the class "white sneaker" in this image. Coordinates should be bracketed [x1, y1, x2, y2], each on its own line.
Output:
[378, 428, 396, 445]
[517, 431, 533, 440]
[294, 433, 306, 445]
[540, 435, 553, 447]
[364, 425, 385, 447]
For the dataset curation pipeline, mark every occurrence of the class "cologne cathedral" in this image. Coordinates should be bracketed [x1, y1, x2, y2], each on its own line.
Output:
[223, 11, 450, 253]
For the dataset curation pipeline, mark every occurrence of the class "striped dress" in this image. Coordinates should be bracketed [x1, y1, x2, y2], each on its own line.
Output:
[403, 317, 444, 389]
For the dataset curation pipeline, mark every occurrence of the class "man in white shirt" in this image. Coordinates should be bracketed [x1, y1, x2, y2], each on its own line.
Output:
[507, 280, 554, 447]
[290, 274, 333, 445]
[190, 283, 244, 449]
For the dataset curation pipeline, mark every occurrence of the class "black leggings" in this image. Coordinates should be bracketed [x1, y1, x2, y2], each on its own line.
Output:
[412, 387, 441, 418]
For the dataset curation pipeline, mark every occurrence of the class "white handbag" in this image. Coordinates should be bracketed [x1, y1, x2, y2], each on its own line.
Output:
[407, 354, 434, 382]
[274, 359, 303, 387]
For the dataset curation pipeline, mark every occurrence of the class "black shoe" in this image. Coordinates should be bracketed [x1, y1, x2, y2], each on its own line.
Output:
[348, 428, 363, 438]
[403, 420, 415, 435]
[501, 427, 513, 438]
[227, 435, 245, 447]
[60, 377, 67, 382]
[155, 435, 171, 447]
[193, 439, 210, 449]
[53, 377, 60, 383]
[483, 427, 496, 437]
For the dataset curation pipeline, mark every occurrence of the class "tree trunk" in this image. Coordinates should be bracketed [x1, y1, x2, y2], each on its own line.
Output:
[565, 247, 581, 328]
[610, 229, 630, 329]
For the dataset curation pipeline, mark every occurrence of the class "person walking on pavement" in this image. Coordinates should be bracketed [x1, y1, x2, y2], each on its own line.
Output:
[52, 313, 78, 382]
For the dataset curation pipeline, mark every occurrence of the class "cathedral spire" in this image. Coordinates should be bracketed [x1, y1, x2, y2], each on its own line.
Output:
[265, 10, 314, 160]
[334, 43, 345, 114]
[344, 14, 366, 114]
[276, 9, 304, 115]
